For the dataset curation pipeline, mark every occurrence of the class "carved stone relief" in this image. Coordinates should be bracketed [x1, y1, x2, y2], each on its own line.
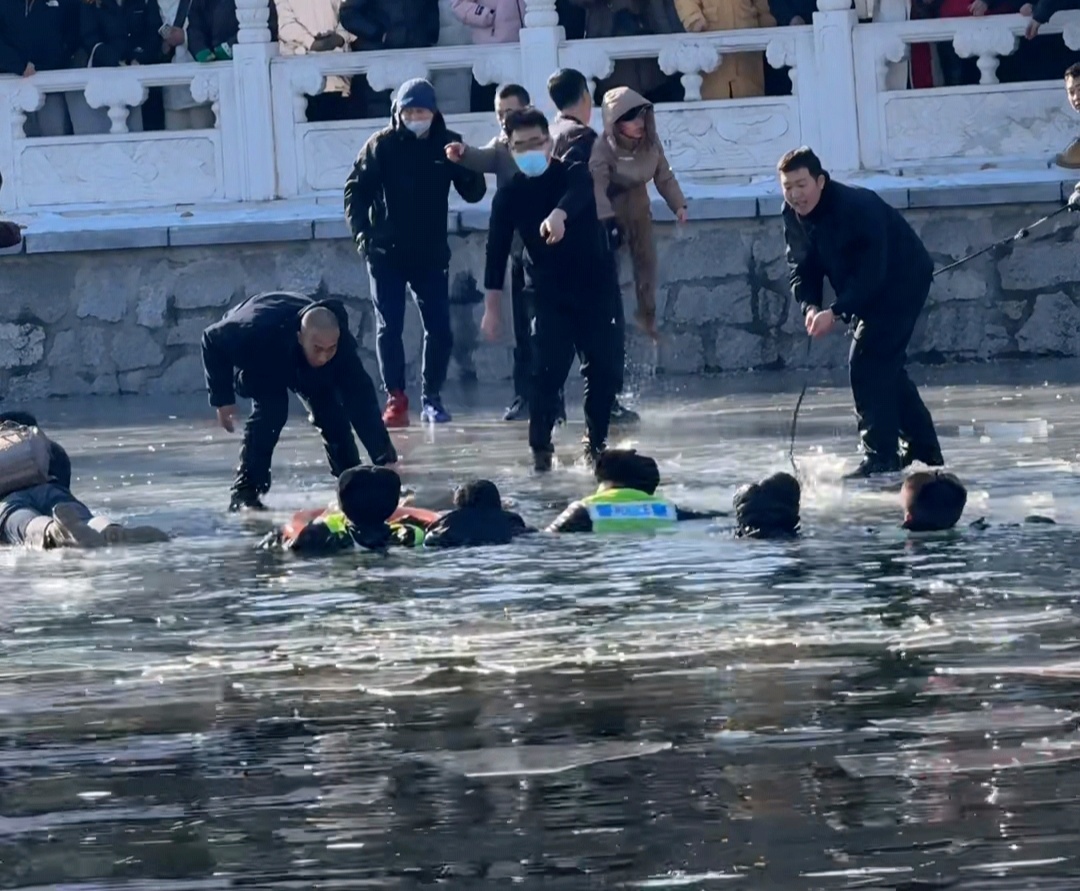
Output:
[655, 102, 799, 175]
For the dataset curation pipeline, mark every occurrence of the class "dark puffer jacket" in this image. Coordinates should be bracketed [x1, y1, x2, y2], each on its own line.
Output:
[0, 0, 79, 75]
[338, 0, 440, 51]
[79, 0, 164, 67]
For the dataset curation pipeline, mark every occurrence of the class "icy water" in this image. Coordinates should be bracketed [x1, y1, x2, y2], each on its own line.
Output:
[4, 361, 1080, 890]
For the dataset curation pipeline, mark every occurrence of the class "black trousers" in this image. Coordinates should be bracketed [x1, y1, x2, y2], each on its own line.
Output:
[528, 280, 622, 455]
[232, 344, 395, 497]
[510, 251, 531, 402]
[848, 277, 940, 465]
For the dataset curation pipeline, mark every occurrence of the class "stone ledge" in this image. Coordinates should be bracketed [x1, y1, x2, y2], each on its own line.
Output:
[3, 168, 1072, 255]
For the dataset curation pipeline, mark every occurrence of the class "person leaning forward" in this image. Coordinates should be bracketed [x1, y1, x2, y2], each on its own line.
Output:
[779, 146, 944, 478]
[201, 291, 397, 512]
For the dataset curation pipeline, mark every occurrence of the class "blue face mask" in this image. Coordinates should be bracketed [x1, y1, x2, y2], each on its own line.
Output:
[514, 150, 550, 178]
[403, 118, 431, 137]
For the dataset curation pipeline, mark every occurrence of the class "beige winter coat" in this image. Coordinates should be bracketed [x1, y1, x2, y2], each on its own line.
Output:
[589, 87, 686, 328]
[276, 0, 355, 95]
[674, 0, 776, 99]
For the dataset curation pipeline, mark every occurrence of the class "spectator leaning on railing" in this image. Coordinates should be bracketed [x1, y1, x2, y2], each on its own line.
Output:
[451, 0, 526, 112]
[276, 0, 360, 122]
[71, 0, 166, 134]
[568, 0, 686, 104]
[675, 0, 776, 99]
[188, 0, 278, 62]
[157, 0, 216, 130]
[0, 0, 78, 136]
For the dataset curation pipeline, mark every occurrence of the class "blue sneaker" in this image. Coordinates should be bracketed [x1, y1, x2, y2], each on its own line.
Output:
[420, 396, 452, 424]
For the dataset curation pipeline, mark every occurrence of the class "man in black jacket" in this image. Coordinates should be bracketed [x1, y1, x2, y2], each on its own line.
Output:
[779, 146, 943, 477]
[0, 0, 77, 136]
[344, 78, 486, 430]
[200, 292, 397, 512]
[547, 67, 639, 428]
[480, 106, 622, 471]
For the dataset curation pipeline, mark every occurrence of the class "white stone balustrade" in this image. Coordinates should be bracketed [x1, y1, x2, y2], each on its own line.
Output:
[0, 0, 1077, 214]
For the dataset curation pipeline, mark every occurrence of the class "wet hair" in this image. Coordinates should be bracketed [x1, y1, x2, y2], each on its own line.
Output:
[733, 472, 801, 539]
[504, 107, 549, 139]
[497, 83, 531, 106]
[777, 146, 826, 179]
[0, 410, 38, 427]
[1066, 63, 1080, 80]
[901, 471, 967, 532]
[594, 449, 661, 495]
[547, 68, 589, 112]
[454, 479, 502, 511]
[337, 465, 401, 528]
[300, 306, 340, 336]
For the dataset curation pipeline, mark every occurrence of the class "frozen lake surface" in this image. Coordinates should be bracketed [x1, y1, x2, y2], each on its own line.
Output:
[4, 359, 1080, 889]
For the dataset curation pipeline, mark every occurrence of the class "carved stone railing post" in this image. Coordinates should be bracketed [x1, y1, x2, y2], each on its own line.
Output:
[658, 41, 721, 102]
[520, 0, 563, 114]
[231, 0, 277, 199]
[810, 0, 861, 173]
[85, 73, 147, 134]
[952, 23, 1016, 85]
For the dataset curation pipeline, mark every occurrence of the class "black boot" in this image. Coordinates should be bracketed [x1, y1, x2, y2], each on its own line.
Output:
[504, 396, 529, 421]
[610, 399, 640, 426]
[532, 449, 554, 473]
[580, 441, 601, 469]
[843, 456, 902, 479]
[229, 489, 268, 512]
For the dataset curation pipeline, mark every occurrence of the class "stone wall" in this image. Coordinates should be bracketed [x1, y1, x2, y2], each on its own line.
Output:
[1, 202, 1078, 403]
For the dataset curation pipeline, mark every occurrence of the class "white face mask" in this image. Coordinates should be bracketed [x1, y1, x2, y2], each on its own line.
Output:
[404, 118, 431, 137]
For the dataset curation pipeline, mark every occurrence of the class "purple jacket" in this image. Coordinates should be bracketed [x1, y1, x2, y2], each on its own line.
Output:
[450, 0, 526, 43]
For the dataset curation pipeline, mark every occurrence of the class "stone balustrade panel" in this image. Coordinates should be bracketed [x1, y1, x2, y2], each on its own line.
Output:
[853, 12, 1080, 171]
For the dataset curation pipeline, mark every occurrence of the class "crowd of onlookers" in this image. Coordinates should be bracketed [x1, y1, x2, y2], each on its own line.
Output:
[0, 0, 1076, 137]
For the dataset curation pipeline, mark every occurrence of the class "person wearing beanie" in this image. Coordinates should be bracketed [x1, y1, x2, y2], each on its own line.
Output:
[424, 478, 535, 548]
[345, 77, 487, 430]
[549, 448, 726, 533]
[733, 472, 801, 539]
[267, 465, 424, 554]
[0, 412, 170, 549]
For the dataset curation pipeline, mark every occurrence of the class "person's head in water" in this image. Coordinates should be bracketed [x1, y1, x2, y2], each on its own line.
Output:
[298, 306, 340, 368]
[595, 449, 661, 495]
[395, 78, 438, 137]
[778, 146, 828, 217]
[1066, 63, 1080, 113]
[733, 472, 801, 539]
[901, 471, 967, 532]
[337, 466, 401, 529]
[454, 479, 502, 511]
[504, 107, 553, 178]
[0, 410, 38, 427]
[496, 83, 530, 131]
[547, 67, 592, 120]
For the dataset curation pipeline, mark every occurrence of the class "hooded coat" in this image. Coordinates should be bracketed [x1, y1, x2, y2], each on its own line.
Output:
[673, 0, 776, 99]
[450, 0, 525, 44]
[588, 87, 685, 330]
[275, 0, 353, 94]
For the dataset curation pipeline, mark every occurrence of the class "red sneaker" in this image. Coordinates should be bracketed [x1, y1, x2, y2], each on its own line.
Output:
[383, 391, 410, 428]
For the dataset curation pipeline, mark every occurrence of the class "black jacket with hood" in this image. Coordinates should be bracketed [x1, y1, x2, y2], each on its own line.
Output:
[200, 291, 355, 408]
[344, 111, 486, 271]
[0, 0, 78, 75]
[338, 0, 440, 51]
[79, 0, 165, 67]
[782, 177, 934, 323]
[424, 506, 534, 548]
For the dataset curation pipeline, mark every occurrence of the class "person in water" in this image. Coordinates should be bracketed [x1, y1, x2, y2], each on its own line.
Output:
[548, 448, 725, 533]
[424, 478, 535, 548]
[263, 464, 425, 554]
[900, 470, 968, 532]
[733, 472, 802, 539]
[0, 411, 170, 549]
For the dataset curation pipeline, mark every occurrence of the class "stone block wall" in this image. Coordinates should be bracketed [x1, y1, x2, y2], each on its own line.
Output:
[1, 202, 1078, 403]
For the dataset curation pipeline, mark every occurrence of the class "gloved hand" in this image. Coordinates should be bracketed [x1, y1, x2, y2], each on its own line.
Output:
[214, 43, 232, 60]
[604, 219, 622, 252]
[1069, 183, 1080, 210]
[310, 31, 345, 52]
[194, 49, 214, 62]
